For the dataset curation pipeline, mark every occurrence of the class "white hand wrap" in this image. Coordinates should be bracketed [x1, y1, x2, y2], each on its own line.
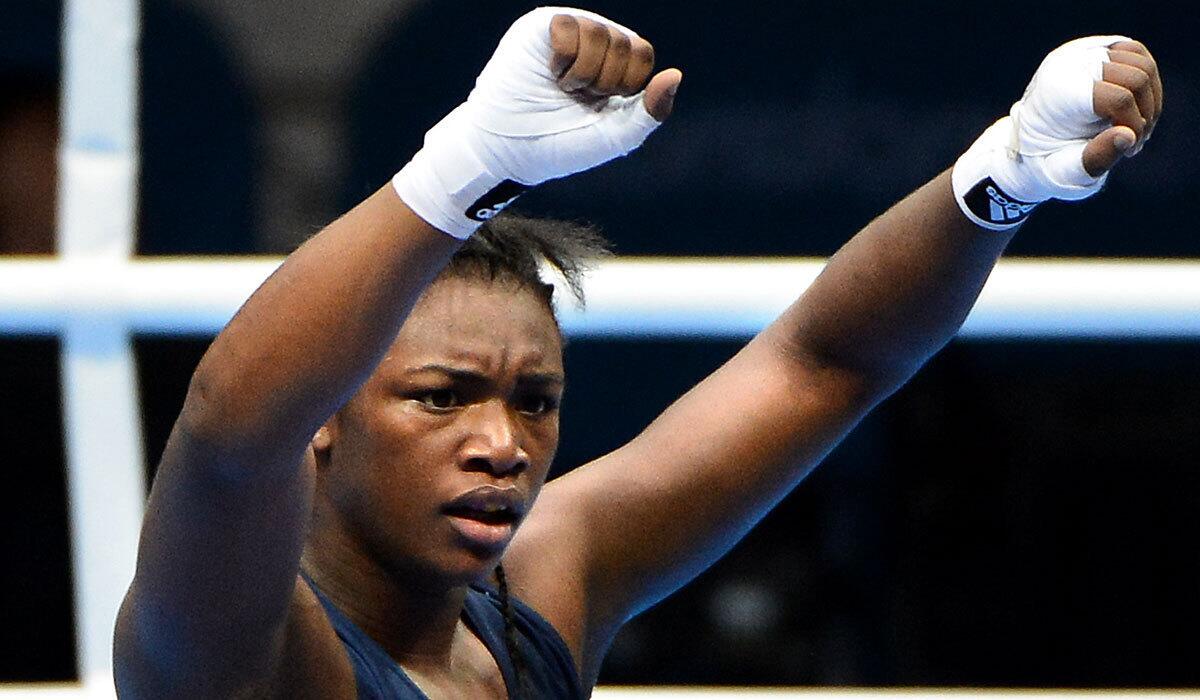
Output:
[952, 35, 1131, 231]
[394, 7, 664, 239]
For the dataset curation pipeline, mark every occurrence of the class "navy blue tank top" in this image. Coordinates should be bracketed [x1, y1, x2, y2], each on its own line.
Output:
[304, 575, 584, 699]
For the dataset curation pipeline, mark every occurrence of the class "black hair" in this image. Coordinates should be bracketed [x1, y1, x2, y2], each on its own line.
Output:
[493, 563, 530, 699]
[442, 212, 612, 312]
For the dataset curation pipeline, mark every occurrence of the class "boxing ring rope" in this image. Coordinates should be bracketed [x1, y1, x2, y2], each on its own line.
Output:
[4, 257, 1200, 338]
[3, 0, 1198, 697]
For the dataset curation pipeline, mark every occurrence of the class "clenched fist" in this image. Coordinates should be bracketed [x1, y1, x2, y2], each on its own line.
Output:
[395, 8, 682, 239]
[953, 35, 1163, 231]
[1080, 39, 1162, 175]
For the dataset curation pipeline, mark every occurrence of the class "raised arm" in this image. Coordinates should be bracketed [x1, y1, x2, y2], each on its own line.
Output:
[114, 9, 680, 696]
[508, 38, 1162, 683]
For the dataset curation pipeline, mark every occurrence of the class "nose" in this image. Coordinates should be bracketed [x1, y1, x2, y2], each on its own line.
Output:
[460, 399, 529, 477]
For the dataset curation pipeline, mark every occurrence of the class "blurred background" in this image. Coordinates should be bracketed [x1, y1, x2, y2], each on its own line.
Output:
[3, 0, 1199, 687]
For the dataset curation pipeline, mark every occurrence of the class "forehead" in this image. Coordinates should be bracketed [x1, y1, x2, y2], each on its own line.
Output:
[383, 276, 563, 375]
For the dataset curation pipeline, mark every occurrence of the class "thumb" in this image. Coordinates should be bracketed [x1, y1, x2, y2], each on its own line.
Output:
[642, 68, 683, 122]
[1081, 125, 1137, 177]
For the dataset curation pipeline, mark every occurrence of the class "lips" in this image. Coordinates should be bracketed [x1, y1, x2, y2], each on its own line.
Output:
[441, 484, 526, 546]
[443, 484, 526, 521]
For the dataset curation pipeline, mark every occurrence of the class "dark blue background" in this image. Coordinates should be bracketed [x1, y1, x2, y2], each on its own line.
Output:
[2, 0, 1198, 686]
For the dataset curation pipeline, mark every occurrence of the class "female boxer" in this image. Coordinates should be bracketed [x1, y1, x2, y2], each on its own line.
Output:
[114, 8, 1161, 698]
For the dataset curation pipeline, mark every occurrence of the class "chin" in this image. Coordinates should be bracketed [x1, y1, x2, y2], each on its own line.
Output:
[390, 538, 510, 591]
[448, 542, 510, 582]
[373, 517, 517, 590]
[396, 554, 499, 593]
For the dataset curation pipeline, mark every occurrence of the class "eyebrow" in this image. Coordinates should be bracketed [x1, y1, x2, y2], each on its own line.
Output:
[409, 363, 565, 387]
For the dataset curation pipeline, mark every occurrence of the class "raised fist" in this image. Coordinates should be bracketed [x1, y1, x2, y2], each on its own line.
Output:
[394, 8, 682, 238]
[952, 35, 1163, 230]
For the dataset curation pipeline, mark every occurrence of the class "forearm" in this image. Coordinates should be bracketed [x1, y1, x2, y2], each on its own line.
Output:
[187, 185, 460, 461]
[768, 169, 1013, 396]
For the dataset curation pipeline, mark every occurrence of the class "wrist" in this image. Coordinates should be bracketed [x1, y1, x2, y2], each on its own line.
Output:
[951, 114, 1109, 231]
[392, 107, 531, 240]
[951, 118, 1042, 231]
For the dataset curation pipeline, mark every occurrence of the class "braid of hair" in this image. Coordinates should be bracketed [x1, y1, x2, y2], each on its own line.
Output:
[494, 563, 528, 699]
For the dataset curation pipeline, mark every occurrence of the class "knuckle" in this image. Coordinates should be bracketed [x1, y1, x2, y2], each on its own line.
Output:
[632, 40, 655, 66]
[550, 39, 578, 62]
[548, 18, 578, 64]
[594, 67, 619, 90]
[1129, 52, 1155, 71]
[582, 21, 610, 44]
[1130, 54, 1157, 77]
[611, 32, 632, 55]
[1113, 89, 1136, 110]
[550, 14, 576, 33]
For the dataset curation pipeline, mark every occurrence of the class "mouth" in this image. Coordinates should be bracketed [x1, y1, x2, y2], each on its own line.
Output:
[442, 484, 526, 522]
[442, 503, 521, 526]
[441, 485, 526, 550]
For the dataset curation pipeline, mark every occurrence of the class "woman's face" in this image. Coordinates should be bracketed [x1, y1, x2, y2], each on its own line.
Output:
[315, 274, 564, 587]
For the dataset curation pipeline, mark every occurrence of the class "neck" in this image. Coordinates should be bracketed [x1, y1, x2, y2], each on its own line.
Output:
[302, 524, 473, 668]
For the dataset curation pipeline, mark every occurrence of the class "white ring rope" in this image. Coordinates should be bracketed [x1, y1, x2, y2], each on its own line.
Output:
[2, 257, 1199, 338]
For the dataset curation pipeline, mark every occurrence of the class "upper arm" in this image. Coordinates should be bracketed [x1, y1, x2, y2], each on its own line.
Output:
[114, 399, 322, 696]
[505, 325, 879, 682]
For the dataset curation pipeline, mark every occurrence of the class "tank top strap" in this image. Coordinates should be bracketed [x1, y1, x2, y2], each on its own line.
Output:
[299, 571, 427, 698]
[466, 583, 586, 699]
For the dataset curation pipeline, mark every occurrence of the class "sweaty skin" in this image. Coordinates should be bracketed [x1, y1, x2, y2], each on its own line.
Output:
[301, 276, 565, 697]
[113, 15, 1163, 700]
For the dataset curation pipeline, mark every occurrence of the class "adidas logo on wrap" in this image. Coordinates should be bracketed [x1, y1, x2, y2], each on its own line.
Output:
[964, 176, 1038, 227]
[466, 179, 530, 222]
[985, 184, 1037, 222]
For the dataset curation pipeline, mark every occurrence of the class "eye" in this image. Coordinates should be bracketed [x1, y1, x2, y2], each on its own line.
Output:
[515, 393, 559, 416]
[417, 389, 460, 411]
